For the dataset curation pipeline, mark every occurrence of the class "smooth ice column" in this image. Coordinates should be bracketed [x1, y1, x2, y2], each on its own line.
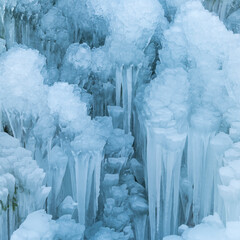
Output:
[146, 122, 157, 240]
[187, 111, 220, 224]
[94, 151, 103, 217]
[74, 152, 93, 225]
[158, 128, 186, 237]
[71, 118, 111, 226]
[201, 133, 232, 220]
[115, 65, 123, 106]
[146, 124, 186, 239]
[124, 65, 139, 133]
[133, 214, 148, 240]
[126, 65, 133, 133]
[4, 10, 16, 48]
[72, 146, 105, 226]
[115, 65, 139, 133]
[122, 66, 128, 133]
[47, 146, 68, 217]
[187, 128, 212, 224]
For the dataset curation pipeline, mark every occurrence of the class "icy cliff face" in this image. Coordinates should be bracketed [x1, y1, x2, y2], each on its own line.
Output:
[1, 0, 240, 240]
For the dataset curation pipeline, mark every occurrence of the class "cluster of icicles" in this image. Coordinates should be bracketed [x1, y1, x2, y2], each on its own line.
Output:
[1, 1, 240, 240]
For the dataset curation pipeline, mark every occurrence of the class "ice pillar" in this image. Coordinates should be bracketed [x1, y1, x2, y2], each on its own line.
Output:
[187, 110, 220, 224]
[146, 123, 186, 239]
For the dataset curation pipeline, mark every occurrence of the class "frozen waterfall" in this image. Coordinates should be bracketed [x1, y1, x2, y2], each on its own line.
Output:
[0, 0, 240, 240]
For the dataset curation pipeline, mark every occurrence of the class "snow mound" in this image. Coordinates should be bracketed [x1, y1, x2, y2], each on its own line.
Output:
[0, 46, 47, 117]
[11, 210, 85, 240]
[48, 82, 90, 133]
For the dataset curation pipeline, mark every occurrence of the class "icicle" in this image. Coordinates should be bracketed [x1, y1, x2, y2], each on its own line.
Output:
[156, 144, 162, 235]
[122, 66, 128, 133]
[187, 111, 220, 224]
[146, 123, 157, 240]
[4, 10, 16, 49]
[74, 152, 91, 225]
[126, 65, 133, 133]
[73, 149, 104, 226]
[94, 151, 103, 214]
[163, 150, 175, 236]
[115, 64, 139, 133]
[133, 214, 148, 240]
[145, 121, 186, 239]
[187, 129, 211, 224]
[47, 146, 68, 217]
[200, 133, 232, 220]
[115, 65, 123, 106]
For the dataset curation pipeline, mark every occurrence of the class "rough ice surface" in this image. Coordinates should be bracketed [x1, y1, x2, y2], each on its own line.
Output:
[1, 0, 240, 239]
[163, 214, 240, 240]
[11, 210, 85, 240]
[0, 133, 50, 240]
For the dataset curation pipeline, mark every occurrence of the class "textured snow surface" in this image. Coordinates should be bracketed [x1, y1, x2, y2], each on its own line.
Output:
[11, 210, 85, 240]
[0, 47, 47, 116]
[164, 215, 240, 240]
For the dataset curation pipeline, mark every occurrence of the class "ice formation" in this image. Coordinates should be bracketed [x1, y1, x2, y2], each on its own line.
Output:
[0, 133, 50, 240]
[11, 210, 85, 240]
[1, 0, 240, 240]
